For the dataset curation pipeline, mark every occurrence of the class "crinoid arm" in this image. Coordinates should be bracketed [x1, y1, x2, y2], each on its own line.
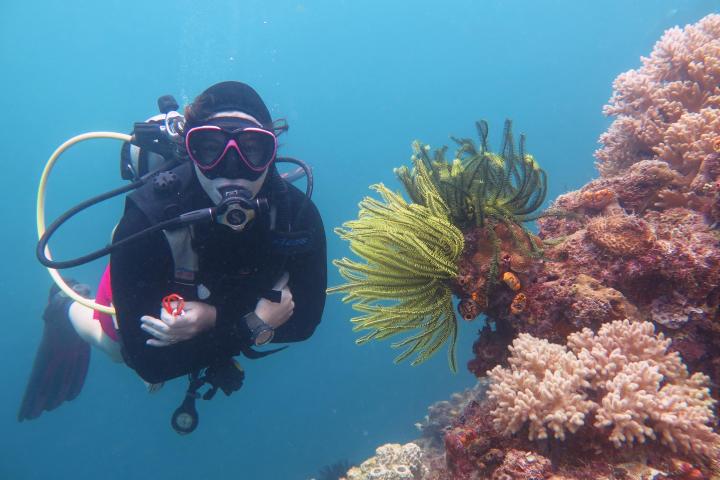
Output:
[331, 119, 549, 371]
[328, 161, 464, 372]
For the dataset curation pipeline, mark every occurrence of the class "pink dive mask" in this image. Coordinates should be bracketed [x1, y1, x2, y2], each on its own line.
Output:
[185, 122, 278, 173]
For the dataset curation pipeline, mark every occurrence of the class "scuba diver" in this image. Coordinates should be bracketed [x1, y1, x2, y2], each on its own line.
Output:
[19, 81, 327, 434]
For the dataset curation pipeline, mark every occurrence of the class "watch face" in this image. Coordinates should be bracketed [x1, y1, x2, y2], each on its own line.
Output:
[255, 328, 274, 346]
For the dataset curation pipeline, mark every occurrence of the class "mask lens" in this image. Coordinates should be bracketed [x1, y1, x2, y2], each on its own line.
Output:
[188, 128, 228, 167]
[237, 130, 276, 169]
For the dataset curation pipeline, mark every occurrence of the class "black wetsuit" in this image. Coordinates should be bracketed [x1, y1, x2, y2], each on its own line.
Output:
[110, 164, 326, 384]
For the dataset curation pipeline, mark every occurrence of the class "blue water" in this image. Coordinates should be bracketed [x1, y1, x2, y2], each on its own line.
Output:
[1, 1, 717, 478]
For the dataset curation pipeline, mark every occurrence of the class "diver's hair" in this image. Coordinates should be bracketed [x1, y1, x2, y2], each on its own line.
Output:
[183, 93, 220, 129]
[272, 118, 289, 137]
[182, 93, 288, 137]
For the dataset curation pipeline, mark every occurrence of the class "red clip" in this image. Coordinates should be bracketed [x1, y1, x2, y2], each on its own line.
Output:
[162, 294, 185, 316]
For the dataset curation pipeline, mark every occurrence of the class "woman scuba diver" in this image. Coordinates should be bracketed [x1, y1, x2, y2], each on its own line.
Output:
[19, 81, 327, 434]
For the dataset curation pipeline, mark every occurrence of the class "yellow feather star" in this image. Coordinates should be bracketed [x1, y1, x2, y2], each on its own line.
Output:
[328, 159, 464, 372]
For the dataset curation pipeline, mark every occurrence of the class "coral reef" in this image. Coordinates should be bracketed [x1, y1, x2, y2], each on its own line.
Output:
[453, 222, 542, 323]
[467, 324, 514, 378]
[537, 206, 720, 309]
[434, 325, 719, 480]
[342, 443, 427, 480]
[489, 320, 720, 459]
[585, 214, 656, 257]
[336, 14, 720, 480]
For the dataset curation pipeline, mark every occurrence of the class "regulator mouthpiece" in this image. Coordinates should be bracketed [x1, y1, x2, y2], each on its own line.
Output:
[215, 186, 267, 231]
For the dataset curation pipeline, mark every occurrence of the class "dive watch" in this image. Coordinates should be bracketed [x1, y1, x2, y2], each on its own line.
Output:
[244, 312, 274, 346]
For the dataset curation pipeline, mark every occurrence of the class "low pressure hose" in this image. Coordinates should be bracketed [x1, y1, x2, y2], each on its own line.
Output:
[37, 132, 132, 314]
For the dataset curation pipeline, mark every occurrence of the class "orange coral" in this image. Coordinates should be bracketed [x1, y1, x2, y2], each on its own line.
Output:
[579, 188, 617, 210]
[713, 137, 720, 152]
[502, 272, 521, 291]
[510, 293, 527, 314]
[671, 459, 707, 480]
[586, 214, 656, 256]
[470, 291, 488, 309]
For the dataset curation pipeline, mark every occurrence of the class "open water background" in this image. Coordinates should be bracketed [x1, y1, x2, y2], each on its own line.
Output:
[1, 1, 717, 478]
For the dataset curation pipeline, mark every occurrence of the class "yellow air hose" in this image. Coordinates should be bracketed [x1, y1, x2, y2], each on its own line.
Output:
[37, 132, 132, 315]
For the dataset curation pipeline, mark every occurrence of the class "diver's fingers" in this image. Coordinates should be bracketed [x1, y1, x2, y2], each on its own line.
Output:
[273, 271, 289, 290]
[141, 315, 170, 332]
[146, 338, 172, 347]
[140, 322, 172, 342]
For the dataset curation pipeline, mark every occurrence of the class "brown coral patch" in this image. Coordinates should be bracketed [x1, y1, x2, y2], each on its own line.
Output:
[615, 160, 677, 212]
[508, 252, 533, 273]
[490, 449, 552, 479]
[570, 274, 641, 329]
[458, 297, 485, 321]
[453, 223, 542, 321]
[467, 324, 514, 378]
[586, 214, 656, 256]
[579, 188, 617, 210]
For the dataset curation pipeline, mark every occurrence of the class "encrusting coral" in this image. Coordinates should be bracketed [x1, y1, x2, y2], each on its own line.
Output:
[342, 443, 427, 480]
[487, 320, 720, 460]
[585, 213, 656, 257]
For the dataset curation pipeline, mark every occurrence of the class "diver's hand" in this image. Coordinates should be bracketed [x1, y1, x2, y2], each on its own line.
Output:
[140, 301, 217, 347]
[254, 272, 294, 329]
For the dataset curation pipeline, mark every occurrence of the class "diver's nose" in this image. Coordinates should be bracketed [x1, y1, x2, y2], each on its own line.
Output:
[220, 148, 245, 179]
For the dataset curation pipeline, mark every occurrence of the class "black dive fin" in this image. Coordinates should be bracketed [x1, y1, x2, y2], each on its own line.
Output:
[17, 282, 91, 421]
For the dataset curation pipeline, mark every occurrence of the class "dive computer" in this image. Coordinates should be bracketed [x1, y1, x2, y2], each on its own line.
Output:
[244, 312, 274, 346]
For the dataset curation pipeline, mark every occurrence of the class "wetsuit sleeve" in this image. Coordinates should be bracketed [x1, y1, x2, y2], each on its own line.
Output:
[111, 201, 233, 383]
[271, 196, 327, 343]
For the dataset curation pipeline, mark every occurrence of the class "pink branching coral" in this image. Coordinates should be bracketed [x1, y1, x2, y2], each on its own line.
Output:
[486, 333, 595, 441]
[567, 319, 687, 385]
[487, 320, 720, 460]
[596, 14, 720, 192]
